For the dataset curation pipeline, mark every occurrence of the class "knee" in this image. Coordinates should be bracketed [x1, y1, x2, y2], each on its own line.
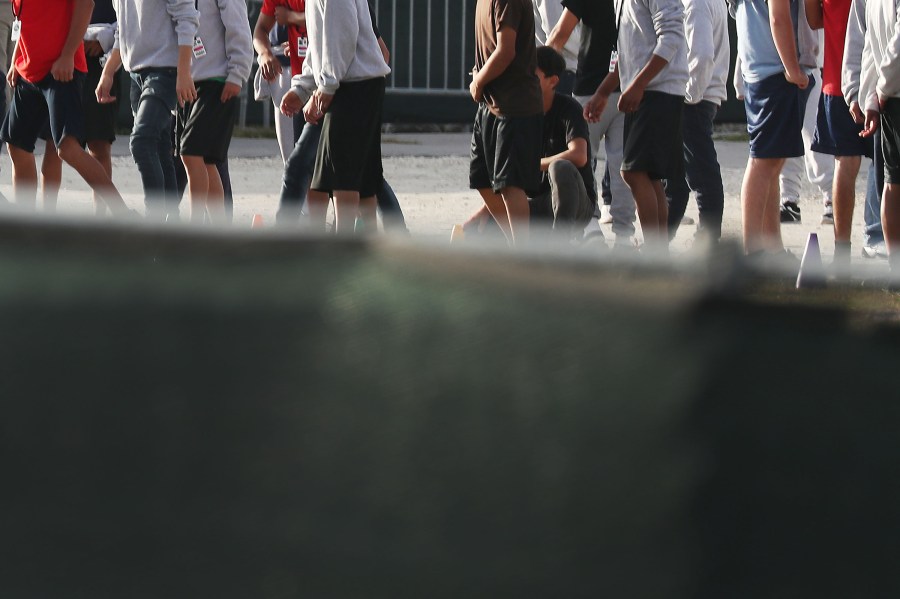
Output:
[548, 159, 576, 181]
[56, 139, 80, 164]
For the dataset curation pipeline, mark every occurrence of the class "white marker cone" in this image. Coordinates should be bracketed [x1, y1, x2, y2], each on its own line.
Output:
[796, 232, 826, 289]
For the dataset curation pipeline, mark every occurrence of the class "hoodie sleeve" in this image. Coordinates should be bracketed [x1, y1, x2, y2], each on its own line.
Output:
[877, 0, 900, 98]
[861, 34, 879, 111]
[218, 0, 254, 87]
[842, 0, 866, 105]
[167, 0, 200, 47]
[649, 0, 686, 63]
[291, 58, 317, 104]
[318, 0, 360, 94]
[683, 0, 716, 103]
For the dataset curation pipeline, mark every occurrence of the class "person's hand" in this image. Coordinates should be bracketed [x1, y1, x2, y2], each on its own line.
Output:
[50, 53, 75, 82]
[583, 89, 608, 123]
[617, 81, 645, 113]
[84, 40, 104, 58]
[282, 41, 291, 58]
[786, 69, 809, 89]
[7, 64, 18, 89]
[861, 109, 880, 138]
[95, 72, 116, 103]
[220, 82, 241, 102]
[258, 53, 282, 81]
[303, 90, 333, 123]
[176, 69, 198, 107]
[469, 79, 483, 103]
[849, 100, 864, 124]
[281, 89, 302, 116]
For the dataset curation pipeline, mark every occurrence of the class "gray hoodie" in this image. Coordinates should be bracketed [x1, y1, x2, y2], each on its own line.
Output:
[683, 0, 730, 105]
[113, 0, 199, 72]
[864, 0, 900, 107]
[615, 0, 689, 96]
[191, 0, 253, 87]
[306, 0, 391, 95]
[842, 0, 867, 105]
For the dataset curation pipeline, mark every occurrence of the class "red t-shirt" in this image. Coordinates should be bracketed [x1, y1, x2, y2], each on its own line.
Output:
[822, 0, 851, 96]
[14, 0, 87, 83]
[261, 0, 307, 77]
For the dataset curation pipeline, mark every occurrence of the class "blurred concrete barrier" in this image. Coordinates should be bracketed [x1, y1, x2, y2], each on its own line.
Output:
[1, 217, 898, 598]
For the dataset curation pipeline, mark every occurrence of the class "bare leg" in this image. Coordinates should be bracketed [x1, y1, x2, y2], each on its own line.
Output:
[883, 183, 900, 271]
[7, 143, 37, 208]
[87, 140, 113, 217]
[181, 155, 209, 225]
[622, 170, 662, 243]
[833, 155, 862, 243]
[359, 195, 377, 232]
[205, 163, 226, 226]
[332, 190, 360, 235]
[56, 136, 129, 216]
[761, 175, 783, 250]
[477, 188, 512, 243]
[307, 189, 330, 231]
[500, 185, 530, 246]
[41, 140, 61, 213]
[742, 157, 786, 253]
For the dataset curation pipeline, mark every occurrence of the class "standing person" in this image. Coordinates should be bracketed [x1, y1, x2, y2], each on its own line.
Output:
[1, 0, 131, 215]
[843, 0, 886, 259]
[302, 0, 390, 235]
[666, 0, 729, 244]
[253, 1, 305, 160]
[729, 0, 812, 257]
[468, 0, 542, 246]
[584, 0, 688, 249]
[96, 0, 199, 221]
[806, 0, 872, 270]
[175, 0, 252, 225]
[860, 0, 900, 272]
[82, 0, 119, 216]
[547, 0, 638, 249]
[532, 0, 579, 95]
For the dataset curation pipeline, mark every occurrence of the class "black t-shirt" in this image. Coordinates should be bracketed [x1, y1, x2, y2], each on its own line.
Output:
[91, 0, 117, 24]
[536, 93, 597, 202]
[561, 0, 618, 96]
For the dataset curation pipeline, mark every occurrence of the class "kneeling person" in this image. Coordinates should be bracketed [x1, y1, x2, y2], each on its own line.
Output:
[462, 46, 596, 240]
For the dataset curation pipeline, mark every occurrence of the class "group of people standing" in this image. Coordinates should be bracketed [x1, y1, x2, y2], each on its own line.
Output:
[468, 0, 900, 275]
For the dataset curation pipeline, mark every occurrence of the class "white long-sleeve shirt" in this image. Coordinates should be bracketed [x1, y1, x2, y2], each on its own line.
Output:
[306, 0, 391, 95]
[113, 0, 198, 71]
[864, 0, 900, 107]
[616, 0, 689, 96]
[533, 0, 581, 72]
[683, 0, 730, 104]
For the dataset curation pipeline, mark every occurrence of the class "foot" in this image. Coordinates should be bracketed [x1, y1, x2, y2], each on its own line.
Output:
[599, 205, 613, 225]
[780, 200, 801, 223]
[861, 240, 888, 259]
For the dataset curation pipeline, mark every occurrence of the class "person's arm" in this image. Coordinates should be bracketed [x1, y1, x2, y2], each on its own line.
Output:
[583, 65, 620, 122]
[683, 0, 716, 104]
[733, 54, 745, 99]
[843, 0, 866, 121]
[546, 8, 579, 52]
[541, 137, 588, 171]
[804, 0, 823, 30]
[618, 0, 683, 112]
[771, 0, 809, 87]
[470, 25, 517, 102]
[253, 12, 282, 81]
[274, 5, 305, 27]
[51, 0, 93, 82]
[218, 0, 255, 102]
[96, 47, 121, 102]
[618, 55, 669, 112]
[6, 37, 19, 88]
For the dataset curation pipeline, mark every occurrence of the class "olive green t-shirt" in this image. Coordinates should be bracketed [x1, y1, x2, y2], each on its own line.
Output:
[474, 0, 543, 117]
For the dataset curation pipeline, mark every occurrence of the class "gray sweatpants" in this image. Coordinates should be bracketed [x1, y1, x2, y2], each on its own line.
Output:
[529, 160, 594, 239]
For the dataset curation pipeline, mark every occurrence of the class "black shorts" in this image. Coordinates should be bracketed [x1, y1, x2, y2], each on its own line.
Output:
[622, 90, 684, 180]
[0, 72, 86, 151]
[881, 97, 900, 184]
[812, 93, 871, 157]
[469, 104, 542, 195]
[175, 79, 238, 164]
[311, 77, 385, 198]
[82, 54, 119, 144]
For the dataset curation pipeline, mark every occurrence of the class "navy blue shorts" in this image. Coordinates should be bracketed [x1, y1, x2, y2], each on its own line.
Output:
[0, 72, 86, 152]
[744, 72, 813, 159]
[469, 104, 542, 195]
[811, 93, 871, 157]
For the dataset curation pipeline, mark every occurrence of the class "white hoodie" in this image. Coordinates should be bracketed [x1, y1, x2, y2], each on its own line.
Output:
[683, 0, 730, 105]
[863, 0, 900, 108]
[306, 0, 391, 95]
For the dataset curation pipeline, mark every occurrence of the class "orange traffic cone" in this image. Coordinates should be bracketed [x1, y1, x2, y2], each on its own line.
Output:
[251, 214, 264, 229]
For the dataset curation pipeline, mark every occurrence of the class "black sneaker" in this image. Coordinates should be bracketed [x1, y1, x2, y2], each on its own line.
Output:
[780, 201, 801, 223]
